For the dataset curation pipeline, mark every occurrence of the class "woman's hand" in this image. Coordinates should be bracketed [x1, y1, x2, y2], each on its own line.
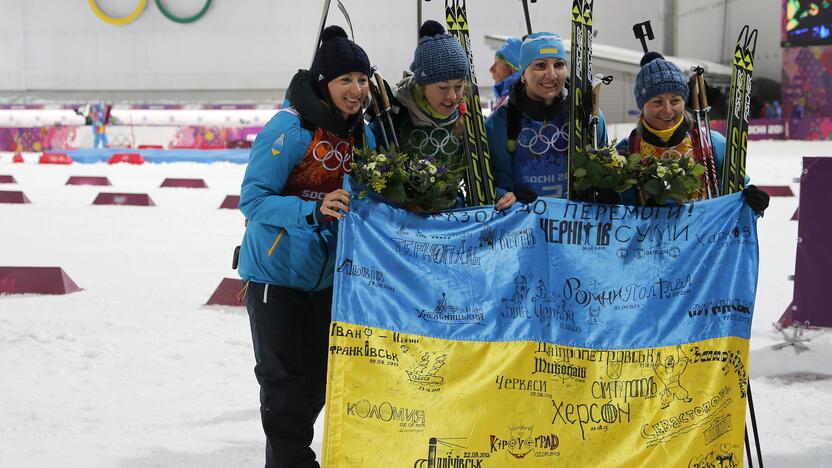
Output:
[320, 189, 351, 220]
[495, 191, 517, 211]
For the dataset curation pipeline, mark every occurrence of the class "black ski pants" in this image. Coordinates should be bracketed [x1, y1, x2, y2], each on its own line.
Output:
[246, 281, 332, 468]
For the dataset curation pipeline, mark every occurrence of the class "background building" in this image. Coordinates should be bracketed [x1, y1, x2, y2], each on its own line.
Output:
[0, 0, 828, 135]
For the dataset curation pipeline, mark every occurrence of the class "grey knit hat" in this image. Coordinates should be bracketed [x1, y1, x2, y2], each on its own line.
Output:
[410, 20, 469, 85]
[634, 52, 689, 109]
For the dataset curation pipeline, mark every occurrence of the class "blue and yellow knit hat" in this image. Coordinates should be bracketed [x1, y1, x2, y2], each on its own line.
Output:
[496, 37, 522, 71]
[520, 32, 567, 74]
[634, 52, 689, 109]
[410, 20, 469, 85]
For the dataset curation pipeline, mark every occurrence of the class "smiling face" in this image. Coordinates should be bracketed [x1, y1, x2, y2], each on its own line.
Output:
[642, 93, 686, 131]
[423, 79, 466, 118]
[522, 58, 567, 105]
[327, 72, 370, 119]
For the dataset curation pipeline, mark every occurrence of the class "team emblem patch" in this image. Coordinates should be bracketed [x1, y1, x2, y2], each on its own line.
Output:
[271, 133, 285, 156]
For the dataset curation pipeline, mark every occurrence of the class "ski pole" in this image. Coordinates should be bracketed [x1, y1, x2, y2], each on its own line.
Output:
[369, 86, 391, 150]
[695, 68, 720, 197]
[688, 75, 713, 198]
[747, 381, 764, 467]
[374, 73, 400, 151]
[311, 0, 334, 68]
[590, 74, 612, 149]
[689, 73, 714, 198]
[417, 0, 431, 39]
[521, 0, 537, 35]
[417, 0, 422, 38]
[632, 20, 654, 53]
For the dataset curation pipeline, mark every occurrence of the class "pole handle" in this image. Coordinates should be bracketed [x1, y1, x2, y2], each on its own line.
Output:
[696, 73, 709, 109]
[689, 76, 701, 112]
[374, 73, 392, 112]
[632, 20, 654, 54]
[591, 74, 612, 117]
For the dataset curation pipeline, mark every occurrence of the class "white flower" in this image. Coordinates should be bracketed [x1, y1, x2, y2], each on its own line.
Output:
[656, 166, 668, 178]
[430, 176, 436, 183]
[373, 170, 381, 177]
[612, 154, 626, 167]
[366, 162, 377, 170]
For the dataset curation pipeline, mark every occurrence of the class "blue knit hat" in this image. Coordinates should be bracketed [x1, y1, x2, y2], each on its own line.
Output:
[410, 20, 469, 85]
[496, 37, 522, 71]
[634, 52, 689, 109]
[520, 32, 567, 74]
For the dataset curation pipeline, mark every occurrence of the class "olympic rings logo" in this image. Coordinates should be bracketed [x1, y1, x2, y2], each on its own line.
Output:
[407, 127, 461, 158]
[312, 140, 353, 172]
[657, 148, 691, 161]
[88, 0, 212, 26]
[517, 122, 569, 156]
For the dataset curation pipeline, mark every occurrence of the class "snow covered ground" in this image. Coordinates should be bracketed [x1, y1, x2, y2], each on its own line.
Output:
[1, 141, 831, 467]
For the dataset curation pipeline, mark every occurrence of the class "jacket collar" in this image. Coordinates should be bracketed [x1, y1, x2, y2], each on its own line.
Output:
[395, 75, 461, 128]
[509, 80, 568, 121]
[638, 113, 693, 148]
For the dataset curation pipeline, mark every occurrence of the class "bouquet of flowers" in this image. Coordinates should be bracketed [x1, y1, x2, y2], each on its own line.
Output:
[351, 148, 408, 204]
[570, 143, 640, 202]
[634, 151, 706, 205]
[403, 157, 466, 213]
[351, 148, 465, 213]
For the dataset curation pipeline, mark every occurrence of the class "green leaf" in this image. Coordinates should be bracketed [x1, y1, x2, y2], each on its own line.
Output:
[643, 179, 663, 196]
[573, 168, 587, 178]
[382, 184, 407, 204]
[574, 179, 592, 191]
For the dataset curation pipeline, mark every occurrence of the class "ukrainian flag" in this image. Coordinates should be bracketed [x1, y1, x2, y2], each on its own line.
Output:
[324, 193, 757, 467]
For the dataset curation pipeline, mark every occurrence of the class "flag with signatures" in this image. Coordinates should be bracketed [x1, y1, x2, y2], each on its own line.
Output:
[323, 192, 758, 468]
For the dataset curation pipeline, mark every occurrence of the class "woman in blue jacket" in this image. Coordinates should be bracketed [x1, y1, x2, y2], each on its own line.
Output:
[616, 52, 768, 211]
[237, 26, 374, 468]
[486, 32, 608, 200]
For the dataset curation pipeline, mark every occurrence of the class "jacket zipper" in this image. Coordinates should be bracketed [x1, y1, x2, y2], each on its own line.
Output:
[267, 228, 287, 256]
[311, 228, 329, 291]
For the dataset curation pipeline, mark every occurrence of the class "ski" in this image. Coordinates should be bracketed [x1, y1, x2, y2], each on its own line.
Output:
[567, 0, 593, 200]
[446, 0, 497, 206]
[581, 0, 600, 148]
[582, 0, 594, 151]
[722, 25, 757, 195]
